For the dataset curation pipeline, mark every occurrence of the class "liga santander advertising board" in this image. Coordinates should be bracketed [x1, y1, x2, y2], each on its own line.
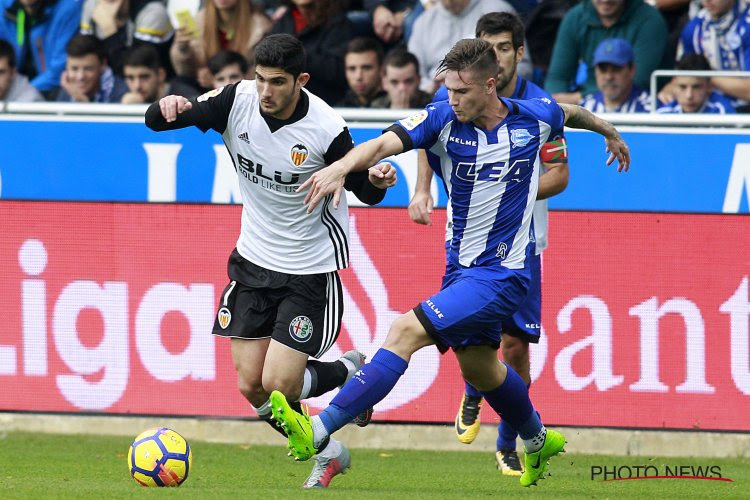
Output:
[0, 202, 748, 430]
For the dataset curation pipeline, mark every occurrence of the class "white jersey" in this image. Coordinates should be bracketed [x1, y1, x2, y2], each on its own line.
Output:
[145, 80, 383, 274]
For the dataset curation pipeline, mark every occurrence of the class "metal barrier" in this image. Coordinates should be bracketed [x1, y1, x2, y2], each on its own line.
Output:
[2, 100, 750, 128]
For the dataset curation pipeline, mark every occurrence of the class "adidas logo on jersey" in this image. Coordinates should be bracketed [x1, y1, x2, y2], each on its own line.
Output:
[238, 132, 250, 144]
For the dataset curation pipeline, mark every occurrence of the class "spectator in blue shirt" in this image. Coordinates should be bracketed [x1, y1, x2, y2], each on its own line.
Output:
[658, 53, 736, 113]
[56, 34, 127, 102]
[581, 38, 650, 112]
[675, 0, 750, 107]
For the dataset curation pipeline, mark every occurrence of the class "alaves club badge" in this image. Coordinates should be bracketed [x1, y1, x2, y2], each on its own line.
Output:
[289, 315, 313, 342]
[290, 144, 308, 166]
[217, 307, 232, 329]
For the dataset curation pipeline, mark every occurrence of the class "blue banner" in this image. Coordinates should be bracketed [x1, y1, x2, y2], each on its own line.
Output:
[1, 118, 748, 213]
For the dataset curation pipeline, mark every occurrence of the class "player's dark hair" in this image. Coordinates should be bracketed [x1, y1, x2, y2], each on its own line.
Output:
[436, 38, 499, 81]
[346, 37, 384, 65]
[475, 12, 525, 51]
[675, 53, 712, 72]
[66, 34, 106, 62]
[383, 48, 419, 74]
[254, 34, 306, 79]
[0, 39, 15, 68]
[123, 45, 164, 71]
[208, 50, 249, 76]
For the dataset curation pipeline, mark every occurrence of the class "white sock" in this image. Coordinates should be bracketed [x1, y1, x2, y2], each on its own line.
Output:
[311, 415, 330, 449]
[317, 437, 342, 458]
[522, 425, 547, 453]
[252, 399, 272, 417]
[299, 368, 313, 400]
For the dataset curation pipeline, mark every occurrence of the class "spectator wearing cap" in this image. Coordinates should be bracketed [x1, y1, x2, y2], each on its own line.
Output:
[658, 53, 736, 113]
[581, 38, 650, 112]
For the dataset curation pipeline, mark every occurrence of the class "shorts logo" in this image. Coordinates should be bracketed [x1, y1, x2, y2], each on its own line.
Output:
[496, 242, 508, 259]
[290, 144, 308, 166]
[399, 109, 428, 130]
[289, 316, 313, 342]
[217, 307, 232, 329]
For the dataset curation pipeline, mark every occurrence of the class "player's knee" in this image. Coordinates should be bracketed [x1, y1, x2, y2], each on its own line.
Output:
[501, 336, 529, 367]
[237, 375, 265, 405]
[261, 373, 302, 401]
[383, 313, 431, 359]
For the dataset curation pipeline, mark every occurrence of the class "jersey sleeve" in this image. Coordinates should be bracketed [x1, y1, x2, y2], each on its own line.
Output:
[384, 104, 450, 152]
[323, 127, 354, 165]
[144, 83, 238, 134]
[507, 97, 566, 138]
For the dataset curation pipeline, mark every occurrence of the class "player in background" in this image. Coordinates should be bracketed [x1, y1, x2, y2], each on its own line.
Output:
[145, 34, 395, 489]
[269, 38, 630, 488]
[408, 12, 569, 476]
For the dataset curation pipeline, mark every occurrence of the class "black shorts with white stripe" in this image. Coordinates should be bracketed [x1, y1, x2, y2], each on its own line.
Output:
[212, 249, 344, 358]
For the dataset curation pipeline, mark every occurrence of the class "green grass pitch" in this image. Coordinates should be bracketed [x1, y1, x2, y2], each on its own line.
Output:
[0, 431, 745, 498]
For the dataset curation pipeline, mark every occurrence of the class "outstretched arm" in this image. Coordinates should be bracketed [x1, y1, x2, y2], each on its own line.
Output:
[408, 149, 435, 225]
[558, 103, 630, 172]
[298, 131, 405, 212]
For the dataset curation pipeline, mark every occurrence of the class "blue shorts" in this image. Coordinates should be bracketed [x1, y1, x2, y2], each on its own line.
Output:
[501, 252, 541, 343]
[414, 262, 530, 353]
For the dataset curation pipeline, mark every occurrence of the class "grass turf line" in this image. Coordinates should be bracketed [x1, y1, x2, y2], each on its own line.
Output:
[0, 431, 744, 498]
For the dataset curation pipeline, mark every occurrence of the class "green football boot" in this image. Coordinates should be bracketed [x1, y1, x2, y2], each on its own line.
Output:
[520, 429, 566, 487]
[269, 390, 317, 461]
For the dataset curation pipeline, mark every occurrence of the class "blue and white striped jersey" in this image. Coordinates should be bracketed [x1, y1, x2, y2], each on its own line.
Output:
[679, 0, 750, 71]
[431, 76, 564, 254]
[656, 90, 736, 113]
[581, 86, 651, 113]
[389, 97, 565, 270]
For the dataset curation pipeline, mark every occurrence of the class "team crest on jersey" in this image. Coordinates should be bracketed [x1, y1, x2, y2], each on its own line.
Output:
[290, 144, 309, 166]
[399, 109, 428, 130]
[197, 86, 224, 102]
[510, 129, 533, 148]
[289, 316, 313, 342]
[217, 307, 232, 329]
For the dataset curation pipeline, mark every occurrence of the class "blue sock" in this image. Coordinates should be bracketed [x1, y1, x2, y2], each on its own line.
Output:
[496, 381, 530, 450]
[464, 380, 482, 398]
[480, 363, 541, 440]
[319, 348, 408, 434]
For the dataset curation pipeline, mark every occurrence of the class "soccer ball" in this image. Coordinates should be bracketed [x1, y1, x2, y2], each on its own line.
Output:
[127, 427, 193, 487]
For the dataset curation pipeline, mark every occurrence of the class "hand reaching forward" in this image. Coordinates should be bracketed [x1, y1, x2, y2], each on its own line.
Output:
[297, 163, 348, 213]
[368, 162, 397, 189]
[159, 95, 192, 122]
[604, 131, 630, 172]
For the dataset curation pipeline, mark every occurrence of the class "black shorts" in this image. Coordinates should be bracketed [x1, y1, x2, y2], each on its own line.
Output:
[212, 249, 343, 358]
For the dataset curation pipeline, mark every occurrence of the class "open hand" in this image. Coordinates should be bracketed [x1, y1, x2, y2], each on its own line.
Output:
[297, 164, 348, 213]
[604, 132, 630, 172]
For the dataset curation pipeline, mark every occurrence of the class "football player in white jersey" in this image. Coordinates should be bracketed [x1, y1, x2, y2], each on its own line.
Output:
[145, 34, 396, 489]
[269, 38, 629, 488]
[409, 12, 572, 476]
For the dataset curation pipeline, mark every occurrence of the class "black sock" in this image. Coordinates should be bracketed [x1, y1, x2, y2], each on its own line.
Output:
[302, 360, 348, 399]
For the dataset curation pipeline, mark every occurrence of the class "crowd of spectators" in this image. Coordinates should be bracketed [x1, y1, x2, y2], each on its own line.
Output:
[0, 0, 747, 113]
